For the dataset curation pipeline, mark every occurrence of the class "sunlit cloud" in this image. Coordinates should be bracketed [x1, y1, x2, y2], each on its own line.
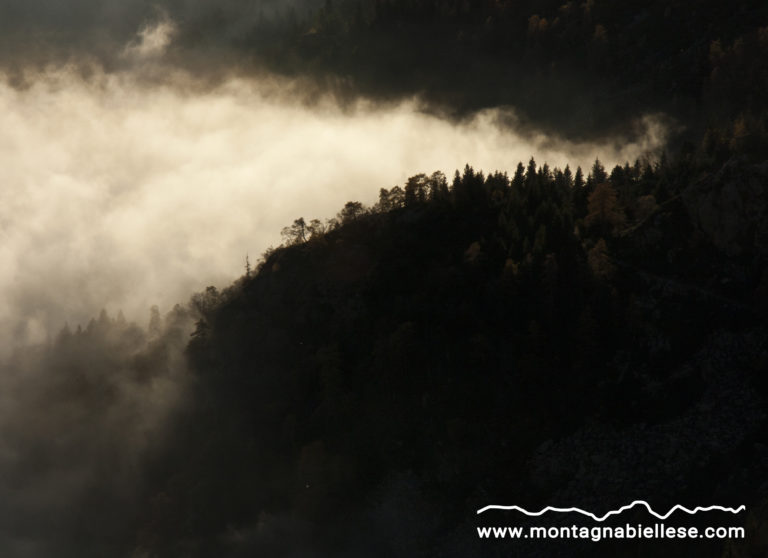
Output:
[0, 67, 667, 350]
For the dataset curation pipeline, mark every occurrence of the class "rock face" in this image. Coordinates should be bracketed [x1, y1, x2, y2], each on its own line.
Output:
[683, 159, 768, 258]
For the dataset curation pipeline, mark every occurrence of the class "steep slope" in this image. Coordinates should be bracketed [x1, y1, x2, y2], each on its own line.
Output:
[138, 158, 768, 557]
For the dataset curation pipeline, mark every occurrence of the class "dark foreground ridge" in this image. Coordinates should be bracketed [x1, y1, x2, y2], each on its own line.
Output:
[124, 148, 767, 556]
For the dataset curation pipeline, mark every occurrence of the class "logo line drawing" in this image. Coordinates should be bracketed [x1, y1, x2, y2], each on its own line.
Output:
[476, 501, 746, 522]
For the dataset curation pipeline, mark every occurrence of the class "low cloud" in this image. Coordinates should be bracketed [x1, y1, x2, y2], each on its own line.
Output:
[0, 66, 667, 351]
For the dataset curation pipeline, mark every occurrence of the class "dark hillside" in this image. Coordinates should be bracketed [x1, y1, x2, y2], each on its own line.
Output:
[138, 156, 768, 556]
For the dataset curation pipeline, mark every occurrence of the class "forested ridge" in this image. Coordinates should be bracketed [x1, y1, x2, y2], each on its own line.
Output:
[112, 146, 767, 556]
[34, 129, 768, 556]
[7, 1, 767, 556]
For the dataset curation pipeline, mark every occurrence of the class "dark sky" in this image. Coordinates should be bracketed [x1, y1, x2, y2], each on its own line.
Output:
[0, 0, 322, 70]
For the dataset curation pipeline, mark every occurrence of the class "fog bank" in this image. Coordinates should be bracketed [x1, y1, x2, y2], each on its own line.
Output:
[0, 67, 667, 350]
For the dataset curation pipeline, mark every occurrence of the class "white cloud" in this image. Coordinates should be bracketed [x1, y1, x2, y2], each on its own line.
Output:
[0, 69, 667, 350]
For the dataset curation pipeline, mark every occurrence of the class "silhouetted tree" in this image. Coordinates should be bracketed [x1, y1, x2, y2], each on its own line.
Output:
[338, 201, 365, 223]
[282, 217, 309, 245]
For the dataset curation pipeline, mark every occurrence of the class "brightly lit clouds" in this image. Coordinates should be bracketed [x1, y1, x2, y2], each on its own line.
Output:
[0, 21, 669, 348]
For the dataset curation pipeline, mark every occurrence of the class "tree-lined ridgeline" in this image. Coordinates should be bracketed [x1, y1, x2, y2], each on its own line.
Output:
[121, 148, 767, 556]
